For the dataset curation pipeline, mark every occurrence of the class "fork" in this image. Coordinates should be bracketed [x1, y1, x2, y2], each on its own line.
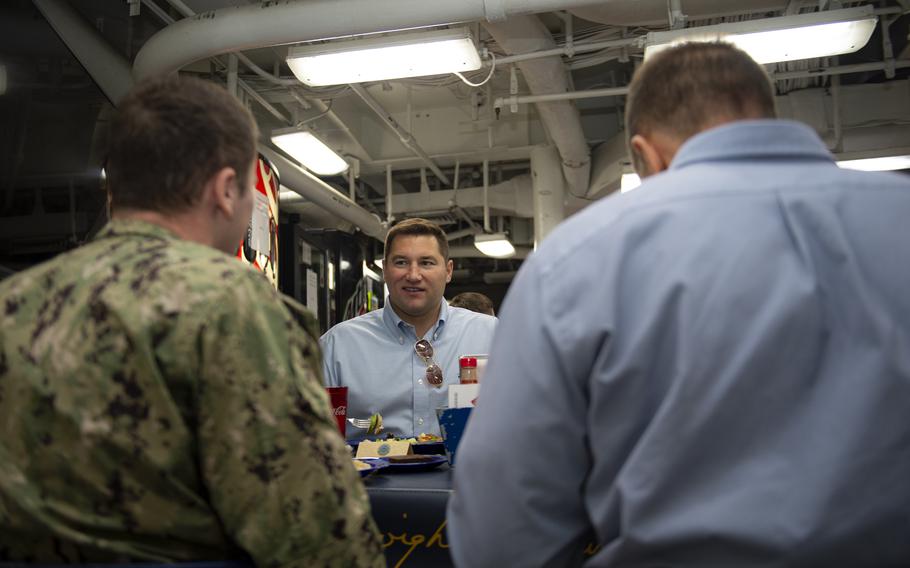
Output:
[347, 415, 383, 434]
[347, 418, 372, 429]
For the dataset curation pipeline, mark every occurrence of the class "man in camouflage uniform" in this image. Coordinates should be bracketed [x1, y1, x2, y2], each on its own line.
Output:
[0, 75, 384, 566]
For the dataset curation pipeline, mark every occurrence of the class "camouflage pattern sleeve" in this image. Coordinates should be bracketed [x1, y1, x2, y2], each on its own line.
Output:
[193, 272, 384, 567]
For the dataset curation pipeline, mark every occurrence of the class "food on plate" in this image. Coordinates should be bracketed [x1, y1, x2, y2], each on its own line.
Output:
[352, 459, 372, 471]
[416, 433, 442, 442]
[370, 432, 442, 444]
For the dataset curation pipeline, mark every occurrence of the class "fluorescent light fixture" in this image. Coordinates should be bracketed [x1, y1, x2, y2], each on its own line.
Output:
[837, 155, 910, 171]
[644, 6, 877, 64]
[474, 233, 516, 258]
[270, 128, 348, 176]
[287, 27, 481, 87]
[621, 173, 642, 193]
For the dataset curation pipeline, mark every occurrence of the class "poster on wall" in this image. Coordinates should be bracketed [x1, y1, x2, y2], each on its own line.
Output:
[235, 153, 279, 288]
[306, 268, 318, 315]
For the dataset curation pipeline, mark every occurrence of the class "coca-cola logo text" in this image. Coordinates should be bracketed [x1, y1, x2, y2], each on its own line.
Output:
[333, 405, 347, 415]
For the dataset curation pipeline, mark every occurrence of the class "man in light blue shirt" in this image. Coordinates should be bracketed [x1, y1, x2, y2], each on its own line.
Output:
[321, 218, 496, 439]
[449, 42, 910, 566]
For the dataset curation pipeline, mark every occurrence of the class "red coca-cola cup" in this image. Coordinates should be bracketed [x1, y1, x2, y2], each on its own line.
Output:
[326, 387, 348, 437]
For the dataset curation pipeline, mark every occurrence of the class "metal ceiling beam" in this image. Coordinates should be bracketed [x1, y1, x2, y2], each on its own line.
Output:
[349, 83, 451, 186]
[31, 0, 133, 104]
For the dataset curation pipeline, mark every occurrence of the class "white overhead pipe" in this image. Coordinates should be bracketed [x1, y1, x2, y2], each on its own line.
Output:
[132, 0, 611, 79]
[260, 146, 386, 241]
[31, 0, 133, 104]
[483, 15, 591, 198]
[390, 174, 535, 218]
[385, 164, 394, 224]
[151, 1, 373, 161]
[482, 159, 491, 232]
[496, 85, 629, 108]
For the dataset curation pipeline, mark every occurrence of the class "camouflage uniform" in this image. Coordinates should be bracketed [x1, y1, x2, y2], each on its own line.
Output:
[0, 219, 384, 567]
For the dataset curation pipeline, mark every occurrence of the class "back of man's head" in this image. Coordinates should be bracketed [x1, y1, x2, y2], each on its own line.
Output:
[106, 74, 258, 214]
[450, 292, 495, 316]
[625, 42, 777, 152]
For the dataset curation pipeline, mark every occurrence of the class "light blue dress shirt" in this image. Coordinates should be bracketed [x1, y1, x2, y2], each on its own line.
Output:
[320, 298, 496, 439]
[448, 120, 910, 567]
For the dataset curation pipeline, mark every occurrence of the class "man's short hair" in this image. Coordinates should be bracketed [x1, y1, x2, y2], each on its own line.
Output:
[384, 218, 450, 260]
[625, 42, 777, 147]
[106, 74, 259, 213]
[449, 292, 495, 316]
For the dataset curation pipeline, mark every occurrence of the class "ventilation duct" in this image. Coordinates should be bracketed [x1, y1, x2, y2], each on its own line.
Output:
[133, 0, 615, 79]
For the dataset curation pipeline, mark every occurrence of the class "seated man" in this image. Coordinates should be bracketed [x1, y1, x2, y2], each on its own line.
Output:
[449, 291, 496, 316]
[449, 42, 910, 566]
[0, 75, 382, 566]
[321, 218, 496, 439]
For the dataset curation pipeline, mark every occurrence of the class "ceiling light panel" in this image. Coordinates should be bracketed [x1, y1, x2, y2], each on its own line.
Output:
[644, 6, 877, 64]
[287, 27, 481, 87]
[271, 129, 348, 176]
[474, 233, 516, 258]
[837, 155, 910, 172]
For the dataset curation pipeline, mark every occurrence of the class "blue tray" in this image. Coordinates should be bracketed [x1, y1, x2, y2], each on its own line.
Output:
[354, 457, 388, 477]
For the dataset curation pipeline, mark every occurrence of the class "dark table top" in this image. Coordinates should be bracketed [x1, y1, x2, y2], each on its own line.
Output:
[363, 464, 453, 493]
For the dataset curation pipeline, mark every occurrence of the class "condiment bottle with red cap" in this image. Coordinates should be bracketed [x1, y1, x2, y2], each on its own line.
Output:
[459, 356, 478, 384]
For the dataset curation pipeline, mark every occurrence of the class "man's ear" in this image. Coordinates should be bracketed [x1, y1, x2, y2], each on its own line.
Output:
[445, 259, 453, 283]
[629, 134, 671, 178]
[208, 166, 239, 217]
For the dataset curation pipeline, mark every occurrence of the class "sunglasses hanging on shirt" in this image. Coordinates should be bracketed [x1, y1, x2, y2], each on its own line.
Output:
[415, 339, 444, 387]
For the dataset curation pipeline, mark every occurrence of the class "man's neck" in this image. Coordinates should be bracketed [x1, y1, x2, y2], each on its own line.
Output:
[390, 301, 441, 340]
[114, 208, 216, 249]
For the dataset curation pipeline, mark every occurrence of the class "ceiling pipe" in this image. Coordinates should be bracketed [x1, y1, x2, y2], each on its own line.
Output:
[31, 0, 134, 104]
[491, 35, 639, 66]
[569, 0, 787, 27]
[391, 174, 535, 218]
[349, 83, 451, 186]
[260, 146, 387, 241]
[493, 59, 910, 109]
[483, 15, 591, 198]
[132, 0, 611, 80]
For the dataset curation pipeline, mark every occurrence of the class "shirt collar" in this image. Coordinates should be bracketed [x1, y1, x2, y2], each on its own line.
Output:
[670, 120, 834, 172]
[383, 297, 449, 340]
